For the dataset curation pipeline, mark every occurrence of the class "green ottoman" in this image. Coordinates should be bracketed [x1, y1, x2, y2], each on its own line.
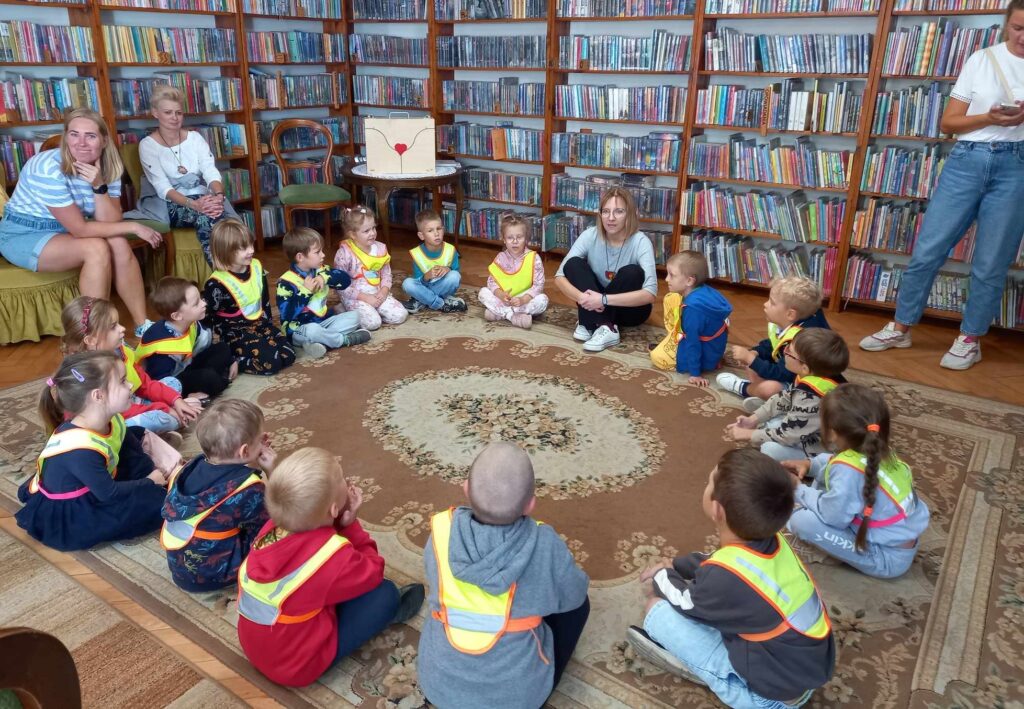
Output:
[0, 257, 80, 345]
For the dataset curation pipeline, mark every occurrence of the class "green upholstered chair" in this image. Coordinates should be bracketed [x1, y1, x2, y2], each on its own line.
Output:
[270, 118, 351, 248]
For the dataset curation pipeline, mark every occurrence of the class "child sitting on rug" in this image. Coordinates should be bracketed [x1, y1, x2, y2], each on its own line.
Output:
[203, 220, 295, 375]
[162, 399, 275, 592]
[333, 205, 408, 331]
[401, 208, 467, 314]
[237, 447, 424, 687]
[17, 351, 180, 551]
[725, 328, 849, 462]
[276, 226, 371, 359]
[785, 383, 930, 579]
[650, 250, 732, 385]
[418, 442, 591, 709]
[138, 276, 237, 400]
[478, 214, 549, 329]
[628, 448, 835, 707]
[717, 276, 831, 409]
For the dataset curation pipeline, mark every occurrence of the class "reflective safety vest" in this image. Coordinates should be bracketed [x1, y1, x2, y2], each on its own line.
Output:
[794, 375, 840, 398]
[160, 472, 263, 551]
[824, 450, 915, 528]
[134, 323, 199, 364]
[346, 240, 390, 287]
[769, 323, 802, 359]
[703, 534, 831, 642]
[209, 259, 266, 320]
[488, 250, 535, 298]
[430, 508, 543, 655]
[30, 415, 127, 500]
[278, 269, 328, 318]
[410, 243, 456, 277]
[237, 532, 351, 625]
[120, 344, 143, 393]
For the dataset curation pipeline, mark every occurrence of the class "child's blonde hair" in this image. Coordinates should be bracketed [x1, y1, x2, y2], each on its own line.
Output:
[282, 226, 324, 262]
[196, 399, 264, 461]
[342, 205, 375, 236]
[499, 214, 528, 240]
[770, 276, 822, 320]
[265, 447, 345, 532]
[38, 351, 121, 435]
[667, 250, 708, 286]
[61, 295, 119, 354]
[210, 219, 253, 271]
[415, 208, 442, 232]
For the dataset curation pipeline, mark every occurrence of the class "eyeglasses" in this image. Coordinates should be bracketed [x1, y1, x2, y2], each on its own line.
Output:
[600, 208, 627, 217]
[783, 343, 803, 363]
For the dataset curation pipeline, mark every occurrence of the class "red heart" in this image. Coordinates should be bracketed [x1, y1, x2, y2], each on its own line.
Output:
[394, 143, 408, 156]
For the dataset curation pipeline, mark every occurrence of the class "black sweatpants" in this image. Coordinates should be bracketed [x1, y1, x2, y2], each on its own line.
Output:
[562, 257, 653, 330]
[546, 595, 591, 694]
[177, 341, 235, 397]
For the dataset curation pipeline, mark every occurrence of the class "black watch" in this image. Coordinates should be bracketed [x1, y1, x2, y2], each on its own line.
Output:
[92, 184, 108, 195]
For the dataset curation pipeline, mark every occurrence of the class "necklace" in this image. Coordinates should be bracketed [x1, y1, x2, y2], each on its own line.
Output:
[604, 233, 626, 281]
[159, 129, 188, 175]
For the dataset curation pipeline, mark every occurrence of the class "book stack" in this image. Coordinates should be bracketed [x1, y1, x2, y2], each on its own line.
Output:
[860, 143, 944, 198]
[111, 74, 243, 116]
[103, 26, 237, 63]
[443, 79, 545, 116]
[556, 0, 695, 17]
[463, 166, 542, 205]
[0, 21, 94, 63]
[551, 172, 677, 221]
[351, 0, 426, 19]
[706, 0, 880, 10]
[683, 229, 836, 291]
[242, 0, 343, 17]
[871, 82, 948, 138]
[704, 27, 871, 73]
[0, 76, 99, 124]
[435, 0, 547, 20]
[438, 121, 545, 161]
[558, 31, 691, 71]
[443, 205, 544, 246]
[352, 75, 429, 107]
[221, 167, 252, 201]
[882, 20, 1000, 77]
[893, 0, 1004, 11]
[551, 130, 682, 172]
[256, 117, 348, 149]
[350, 35, 427, 65]
[688, 134, 852, 190]
[437, 35, 546, 68]
[103, 0, 236, 10]
[284, 156, 344, 184]
[247, 31, 346, 64]
[555, 84, 686, 122]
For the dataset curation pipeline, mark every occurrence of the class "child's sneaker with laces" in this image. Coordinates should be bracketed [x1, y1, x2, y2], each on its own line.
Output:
[716, 372, 748, 398]
[343, 329, 372, 347]
[940, 334, 982, 370]
[441, 295, 468, 312]
[134, 319, 155, 338]
[402, 298, 422, 314]
[302, 341, 327, 359]
[573, 322, 592, 342]
[859, 321, 912, 351]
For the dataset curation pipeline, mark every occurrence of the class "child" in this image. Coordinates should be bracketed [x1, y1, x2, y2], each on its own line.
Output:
[61, 295, 202, 436]
[726, 328, 849, 462]
[162, 399, 275, 592]
[786, 383, 930, 579]
[333, 205, 408, 331]
[16, 350, 182, 551]
[717, 276, 831, 408]
[628, 448, 835, 707]
[478, 214, 549, 329]
[139, 276, 237, 399]
[401, 208, 467, 314]
[650, 251, 732, 386]
[275, 226, 371, 359]
[237, 447, 424, 687]
[203, 219, 296, 375]
[418, 442, 591, 709]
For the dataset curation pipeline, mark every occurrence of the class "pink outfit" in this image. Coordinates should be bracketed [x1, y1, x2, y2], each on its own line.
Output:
[333, 240, 408, 330]
[478, 250, 549, 320]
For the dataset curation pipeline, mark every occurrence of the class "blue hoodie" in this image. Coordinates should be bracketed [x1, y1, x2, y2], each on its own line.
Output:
[677, 284, 733, 377]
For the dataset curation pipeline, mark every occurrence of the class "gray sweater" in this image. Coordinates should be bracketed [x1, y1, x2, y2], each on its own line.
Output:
[418, 507, 590, 709]
[554, 227, 659, 296]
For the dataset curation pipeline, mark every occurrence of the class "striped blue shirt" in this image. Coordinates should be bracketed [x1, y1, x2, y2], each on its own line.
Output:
[5, 149, 122, 220]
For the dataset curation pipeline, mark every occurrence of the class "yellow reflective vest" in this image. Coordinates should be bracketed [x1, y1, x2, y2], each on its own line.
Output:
[120, 344, 144, 393]
[488, 251, 536, 298]
[209, 258, 266, 320]
[345, 240, 390, 287]
[278, 269, 329, 318]
[794, 375, 840, 398]
[134, 323, 199, 364]
[410, 243, 456, 277]
[31, 415, 127, 500]
[824, 449, 915, 528]
[160, 471, 263, 551]
[769, 323, 802, 359]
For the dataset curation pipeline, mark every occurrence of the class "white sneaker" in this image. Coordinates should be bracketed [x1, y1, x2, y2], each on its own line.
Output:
[583, 325, 620, 352]
[302, 341, 327, 359]
[716, 372, 748, 397]
[940, 335, 982, 370]
[859, 322, 912, 352]
[134, 319, 155, 338]
[573, 322, 592, 342]
[742, 397, 765, 413]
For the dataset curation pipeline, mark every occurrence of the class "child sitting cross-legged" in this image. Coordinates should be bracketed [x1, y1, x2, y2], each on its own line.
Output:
[726, 328, 849, 462]
[161, 399, 275, 592]
[478, 214, 549, 329]
[237, 447, 424, 687]
[628, 448, 835, 709]
[418, 442, 591, 709]
[401, 208, 467, 314]
[333, 205, 408, 330]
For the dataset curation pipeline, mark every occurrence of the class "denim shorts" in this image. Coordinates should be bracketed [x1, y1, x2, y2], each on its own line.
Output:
[0, 211, 67, 271]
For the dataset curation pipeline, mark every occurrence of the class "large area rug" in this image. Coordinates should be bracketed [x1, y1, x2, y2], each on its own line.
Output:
[1, 299, 1023, 708]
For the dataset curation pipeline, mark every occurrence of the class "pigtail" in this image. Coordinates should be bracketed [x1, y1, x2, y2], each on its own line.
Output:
[37, 351, 121, 436]
[37, 377, 64, 436]
[855, 425, 884, 552]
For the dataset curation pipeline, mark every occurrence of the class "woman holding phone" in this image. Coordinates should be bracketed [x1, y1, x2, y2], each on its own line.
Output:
[860, 0, 1024, 370]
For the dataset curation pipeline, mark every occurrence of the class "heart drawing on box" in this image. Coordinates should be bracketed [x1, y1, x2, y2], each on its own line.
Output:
[364, 125, 434, 173]
[394, 143, 408, 156]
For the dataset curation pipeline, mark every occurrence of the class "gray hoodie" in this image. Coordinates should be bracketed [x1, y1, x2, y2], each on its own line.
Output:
[418, 507, 590, 709]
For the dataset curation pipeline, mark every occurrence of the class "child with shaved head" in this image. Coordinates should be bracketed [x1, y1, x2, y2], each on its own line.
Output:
[418, 442, 591, 709]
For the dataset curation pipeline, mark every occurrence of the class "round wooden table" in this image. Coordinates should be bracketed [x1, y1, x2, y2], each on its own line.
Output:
[341, 163, 465, 245]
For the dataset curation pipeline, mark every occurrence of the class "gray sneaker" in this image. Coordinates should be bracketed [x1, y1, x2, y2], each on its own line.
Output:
[402, 298, 423, 314]
[940, 334, 982, 370]
[742, 397, 765, 413]
[302, 341, 327, 359]
[343, 328, 372, 347]
[442, 295, 468, 313]
[859, 322, 912, 352]
[392, 583, 425, 624]
[626, 626, 705, 684]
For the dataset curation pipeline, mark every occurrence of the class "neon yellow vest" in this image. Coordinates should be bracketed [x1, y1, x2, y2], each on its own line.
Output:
[237, 532, 351, 625]
[278, 269, 328, 318]
[31, 415, 127, 499]
[410, 242, 456, 276]
[703, 533, 831, 641]
[346, 240, 390, 287]
[160, 472, 263, 551]
[209, 258, 266, 320]
[134, 323, 198, 363]
[487, 250, 535, 298]
[120, 344, 143, 393]
[769, 323, 802, 359]
[824, 449, 915, 528]
[794, 375, 840, 398]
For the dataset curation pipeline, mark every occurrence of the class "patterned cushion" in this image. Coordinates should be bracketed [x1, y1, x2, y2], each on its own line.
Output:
[279, 183, 350, 206]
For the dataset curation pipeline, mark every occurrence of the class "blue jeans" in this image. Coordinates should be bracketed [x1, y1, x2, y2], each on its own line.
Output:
[334, 580, 399, 661]
[760, 440, 808, 462]
[787, 509, 918, 579]
[401, 271, 461, 309]
[894, 141, 1024, 336]
[644, 601, 812, 709]
[125, 376, 182, 433]
[292, 312, 360, 349]
[0, 210, 66, 271]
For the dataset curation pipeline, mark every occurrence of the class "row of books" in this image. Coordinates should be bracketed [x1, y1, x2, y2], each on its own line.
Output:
[463, 167, 543, 205]
[551, 172, 677, 221]
[892, 0, 1005, 12]
[249, 71, 344, 108]
[350, 35, 426, 66]
[102, 25, 236, 63]
[0, 135, 45, 182]
[0, 21, 94, 64]
[542, 211, 593, 251]
[118, 122, 246, 158]
[688, 134, 852, 190]
[442, 79, 545, 116]
[111, 75, 243, 116]
[246, 31, 346, 64]
[554, 83, 686, 123]
[435, 0, 547, 20]
[255, 116, 348, 150]
[695, 80, 862, 134]
[438, 121, 545, 161]
[555, 0, 695, 17]
[220, 167, 252, 201]
[0, 76, 99, 124]
[859, 142, 944, 198]
[436, 35, 546, 69]
[442, 205, 544, 247]
[704, 28, 872, 74]
[352, 75, 428, 108]
[680, 182, 846, 243]
[240, 0, 343, 17]
[872, 82, 949, 138]
[551, 130, 682, 172]
[351, 0, 426, 19]
[704, 0, 879, 11]
[558, 31, 692, 72]
[102, 0, 236, 10]
[238, 205, 287, 240]
[882, 20, 1000, 78]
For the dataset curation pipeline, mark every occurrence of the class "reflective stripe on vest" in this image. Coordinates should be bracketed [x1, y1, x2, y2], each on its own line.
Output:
[278, 269, 328, 317]
[160, 473, 263, 551]
[430, 508, 543, 655]
[487, 250, 535, 298]
[237, 532, 350, 625]
[769, 323, 802, 359]
[346, 240, 390, 287]
[120, 344, 143, 393]
[134, 323, 198, 363]
[410, 243, 456, 276]
[209, 259, 265, 320]
[702, 533, 831, 641]
[794, 375, 840, 398]
[31, 415, 127, 499]
[824, 450, 915, 528]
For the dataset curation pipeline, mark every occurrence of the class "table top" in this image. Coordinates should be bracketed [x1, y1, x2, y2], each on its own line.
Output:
[342, 163, 463, 185]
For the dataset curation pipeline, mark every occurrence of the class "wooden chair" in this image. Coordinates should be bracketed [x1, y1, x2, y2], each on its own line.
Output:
[0, 627, 81, 708]
[270, 119, 351, 247]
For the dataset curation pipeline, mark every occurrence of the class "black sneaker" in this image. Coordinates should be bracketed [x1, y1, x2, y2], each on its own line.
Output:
[392, 583, 425, 624]
[441, 295, 468, 313]
[403, 298, 423, 314]
[343, 328, 372, 347]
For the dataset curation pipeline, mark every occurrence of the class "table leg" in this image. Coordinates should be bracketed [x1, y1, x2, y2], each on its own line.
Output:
[375, 187, 392, 246]
[453, 178, 465, 247]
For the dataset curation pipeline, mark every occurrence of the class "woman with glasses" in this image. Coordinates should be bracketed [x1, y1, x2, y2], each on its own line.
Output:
[554, 187, 658, 352]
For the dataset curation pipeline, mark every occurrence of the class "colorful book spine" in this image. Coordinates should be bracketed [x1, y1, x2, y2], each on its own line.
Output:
[882, 20, 1000, 77]
[256, 117, 348, 149]
[351, 0, 426, 19]
[350, 34, 427, 65]
[352, 75, 428, 107]
[435, 0, 548, 20]
[443, 80, 545, 116]
[0, 21, 95, 63]
[221, 167, 252, 201]
[554, 83, 686, 123]
[438, 121, 545, 161]
[696, 80, 862, 133]
[241, 0, 343, 17]
[101, 0, 236, 10]
[436, 35, 546, 68]
[247, 31, 346, 64]
[550, 172, 676, 221]
[558, 31, 691, 72]
[551, 131, 682, 172]
[893, 0, 1004, 11]
[443, 205, 544, 246]
[0, 76, 99, 124]
[705, 0, 880, 11]
[463, 167, 542, 205]
[688, 134, 851, 190]
[102, 25, 236, 63]
[555, 0, 695, 18]
[859, 142, 945, 198]
[704, 27, 871, 74]
[111, 74, 243, 116]
[871, 82, 949, 137]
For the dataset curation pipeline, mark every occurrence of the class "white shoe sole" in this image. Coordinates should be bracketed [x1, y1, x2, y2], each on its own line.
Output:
[583, 338, 619, 353]
[859, 336, 912, 352]
[573, 329, 591, 342]
[940, 353, 981, 371]
[626, 628, 704, 683]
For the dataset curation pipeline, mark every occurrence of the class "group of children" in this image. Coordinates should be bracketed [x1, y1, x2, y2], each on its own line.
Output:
[14, 205, 934, 708]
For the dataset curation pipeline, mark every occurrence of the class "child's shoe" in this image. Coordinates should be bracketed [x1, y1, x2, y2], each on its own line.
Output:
[573, 322, 592, 341]
[510, 313, 532, 329]
[859, 321, 912, 351]
[484, 308, 501, 322]
[343, 329, 372, 347]
[392, 583, 426, 624]
[626, 626, 703, 682]
[402, 298, 423, 314]
[302, 341, 327, 359]
[940, 334, 982, 370]
[134, 319, 156, 338]
[716, 372, 748, 397]
[742, 397, 765, 413]
[441, 295, 468, 313]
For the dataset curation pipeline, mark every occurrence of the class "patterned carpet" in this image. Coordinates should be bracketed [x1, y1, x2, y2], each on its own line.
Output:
[0, 299, 1022, 708]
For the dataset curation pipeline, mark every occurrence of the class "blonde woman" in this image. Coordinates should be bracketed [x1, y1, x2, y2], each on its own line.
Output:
[0, 108, 161, 335]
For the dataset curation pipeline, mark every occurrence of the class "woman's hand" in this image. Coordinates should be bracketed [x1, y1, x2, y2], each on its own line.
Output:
[73, 161, 102, 187]
[578, 289, 604, 312]
[192, 195, 224, 218]
[987, 103, 1024, 127]
[132, 222, 163, 247]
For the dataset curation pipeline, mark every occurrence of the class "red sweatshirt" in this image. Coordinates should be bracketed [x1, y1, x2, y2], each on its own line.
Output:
[120, 346, 180, 420]
[237, 519, 386, 686]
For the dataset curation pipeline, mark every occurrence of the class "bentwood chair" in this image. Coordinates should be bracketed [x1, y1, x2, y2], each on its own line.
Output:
[0, 627, 82, 708]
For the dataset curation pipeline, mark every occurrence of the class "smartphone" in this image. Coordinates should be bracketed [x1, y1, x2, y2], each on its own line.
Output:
[998, 102, 1023, 115]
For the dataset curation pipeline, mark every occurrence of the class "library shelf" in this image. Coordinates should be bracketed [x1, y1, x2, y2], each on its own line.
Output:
[851, 244, 1024, 271]
[859, 190, 929, 200]
[116, 108, 243, 121]
[869, 133, 956, 142]
[0, 0, 86, 5]
[230, 195, 253, 205]
[840, 296, 1023, 331]
[687, 175, 849, 194]
[684, 223, 839, 246]
[555, 114, 685, 126]
[439, 109, 545, 119]
[242, 12, 343, 20]
[351, 62, 428, 69]
[435, 17, 547, 24]
[248, 60, 342, 66]
[437, 65, 546, 72]
[440, 152, 545, 166]
[98, 4, 235, 14]
[0, 117, 66, 128]
[545, 246, 568, 255]
[106, 61, 238, 66]
[555, 162, 678, 176]
[698, 70, 869, 78]
[703, 10, 878, 17]
[556, 14, 694, 22]
[553, 67, 693, 75]
[880, 74, 957, 81]
[891, 8, 1004, 14]
[462, 194, 542, 208]
[553, 203, 675, 224]
[271, 144, 337, 155]
[349, 17, 426, 23]
[694, 123, 858, 138]
[354, 102, 431, 110]
[0, 61, 93, 66]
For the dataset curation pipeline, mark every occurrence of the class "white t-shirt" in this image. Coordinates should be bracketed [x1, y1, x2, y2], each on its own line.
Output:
[951, 43, 1024, 142]
[139, 131, 223, 200]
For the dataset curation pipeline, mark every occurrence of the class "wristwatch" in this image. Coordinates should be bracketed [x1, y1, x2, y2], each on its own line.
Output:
[92, 183, 108, 195]
[601, 293, 608, 307]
